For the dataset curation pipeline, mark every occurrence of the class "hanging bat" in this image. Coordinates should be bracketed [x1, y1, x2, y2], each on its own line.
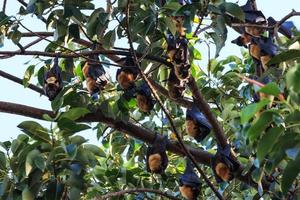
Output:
[167, 68, 186, 100]
[212, 144, 239, 183]
[136, 82, 155, 113]
[116, 56, 139, 90]
[167, 35, 190, 80]
[82, 55, 110, 100]
[173, 38, 190, 80]
[44, 56, 63, 101]
[186, 105, 212, 142]
[146, 135, 168, 174]
[179, 159, 201, 200]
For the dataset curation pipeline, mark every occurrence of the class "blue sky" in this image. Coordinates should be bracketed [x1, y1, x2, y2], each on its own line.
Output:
[0, 0, 299, 142]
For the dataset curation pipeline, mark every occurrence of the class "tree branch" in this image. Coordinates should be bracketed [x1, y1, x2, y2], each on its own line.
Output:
[187, 77, 228, 148]
[0, 100, 212, 165]
[0, 100, 263, 189]
[0, 37, 45, 59]
[2, 0, 7, 13]
[97, 188, 181, 200]
[0, 70, 44, 94]
[274, 10, 300, 36]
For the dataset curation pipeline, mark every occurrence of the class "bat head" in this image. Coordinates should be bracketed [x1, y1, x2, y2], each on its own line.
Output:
[186, 105, 212, 142]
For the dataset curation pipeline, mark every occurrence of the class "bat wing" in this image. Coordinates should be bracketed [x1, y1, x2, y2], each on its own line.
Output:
[253, 37, 278, 56]
[186, 105, 212, 130]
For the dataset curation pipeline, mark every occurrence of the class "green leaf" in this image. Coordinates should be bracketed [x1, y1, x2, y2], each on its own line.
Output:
[269, 49, 300, 65]
[87, 8, 104, 38]
[68, 23, 80, 40]
[0, 151, 6, 170]
[26, 149, 44, 175]
[258, 82, 281, 96]
[60, 108, 90, 121]
[69, 187, 81, 200]
[164, 17, 177, 36]
[58, 118, 90, 136]
[247, 111, 279, 142]
[18, 121, 51, 143]
[286, 110, 300, 123]
[240, 99, 270, 124]
[103, 29, 116, 49]
[22, 186, 34, 200]
[70, 135, 87, 146]
[84, 144, 106, 157]
[0, 11, 11, 26]
[221, 2, 245, 21]
[282, 153, 300, 194]
[286, 64, 300, 94]
[23, 65, 35, 87]
[257, 126, 284, 162]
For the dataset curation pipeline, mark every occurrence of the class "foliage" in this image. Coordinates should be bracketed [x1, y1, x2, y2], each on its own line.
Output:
[0, 0, 299, 199]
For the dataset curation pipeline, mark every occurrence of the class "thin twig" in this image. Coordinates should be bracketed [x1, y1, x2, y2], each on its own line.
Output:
[124, 2, 224, 200]
[2, 0, 7, 13]
[97, 188, 181, 200]
[0, 37, 45, 59]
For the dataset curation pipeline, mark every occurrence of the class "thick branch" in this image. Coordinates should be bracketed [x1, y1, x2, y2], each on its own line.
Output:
[0, 101, 212, 165]
[0, 101, 262, 188]
[0, 70, 44, 94]
[188, 77, 228, 148]
[97, 188, 181, 200]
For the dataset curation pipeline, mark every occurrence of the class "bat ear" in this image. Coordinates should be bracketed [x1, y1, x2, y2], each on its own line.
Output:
[241, 0, 256, 12]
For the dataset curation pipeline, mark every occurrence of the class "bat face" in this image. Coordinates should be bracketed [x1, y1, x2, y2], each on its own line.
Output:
[117, 71, 135, 90]
[86, 77, 99, 94]
[82, 62, 89, 78]
[168, 83, 184, 99]
[148, 153, 162, 173]
[44, 73, 62, 101]
[168, 69, 185, 100]
[260, 55, 271, 71]
[167, 49, 176, 62]
[179, 185, 195, 200]
[137, 94, 152, 112]
[174, 63, 190, 80]
[186, 120, 199, 138]
[245, 26, 263, 37]
[249, 44, 261, 60]
[215, 162, 232, 182]
[172, 16, 186, 36]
